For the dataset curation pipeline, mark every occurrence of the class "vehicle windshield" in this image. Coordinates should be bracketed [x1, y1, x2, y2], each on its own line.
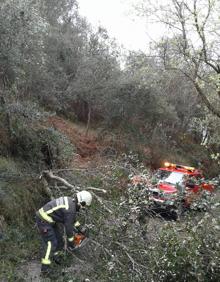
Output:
[163, 171, 185, 185]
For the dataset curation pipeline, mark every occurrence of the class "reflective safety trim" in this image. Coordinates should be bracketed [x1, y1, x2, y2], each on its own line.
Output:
[68, 237, 74, 242]
[41, 258, 51, 265]
[64, 196, 69, 210]
[46, 205, 66, 214]
[74, 221, 81, 227]
[46, 197, 69, 215]
[41, 241, 52, 265]
[45, 241, 52, 260]
[39, 208, 54, 223]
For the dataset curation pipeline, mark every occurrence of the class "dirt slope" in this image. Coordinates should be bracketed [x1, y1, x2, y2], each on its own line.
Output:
[45, 115, 111, 170]
[47, 116, 99, 158]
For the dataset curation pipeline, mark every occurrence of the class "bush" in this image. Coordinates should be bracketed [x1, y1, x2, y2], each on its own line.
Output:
[10, 123, 76, 169]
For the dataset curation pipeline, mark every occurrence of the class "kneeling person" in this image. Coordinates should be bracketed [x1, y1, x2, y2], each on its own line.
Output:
[36, 190, 92, 274]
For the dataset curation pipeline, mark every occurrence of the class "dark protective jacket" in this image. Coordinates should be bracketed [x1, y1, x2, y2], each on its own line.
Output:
[36, 196, 77, 241]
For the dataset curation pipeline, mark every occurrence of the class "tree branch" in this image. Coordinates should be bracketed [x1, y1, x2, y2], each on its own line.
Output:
[91, 192, 113, 214]
[192, 0, 219, 72]
[41, 170, 76, 190]
[163, 66, 220, 118]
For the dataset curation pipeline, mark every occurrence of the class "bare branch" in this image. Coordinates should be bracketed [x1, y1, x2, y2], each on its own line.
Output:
[193, 79, 220, 118]
[115, 242, 148, 273]
[86, 187, 107, 193]
[90, 239, 124, 267]
[163, 65, 220, 118]
[41, 170, 77, 190]
[41, 172, 107, 193]
[173, 0, 188, 52]
[192, 0, 219, 72]
[91, 192, 113, 214]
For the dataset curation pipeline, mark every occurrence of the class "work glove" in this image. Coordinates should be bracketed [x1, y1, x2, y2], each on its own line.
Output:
[79, 226, 88, 235]
[67, 241, 76, 252]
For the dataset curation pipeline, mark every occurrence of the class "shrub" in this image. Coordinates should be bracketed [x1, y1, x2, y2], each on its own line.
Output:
[10, 123, 76, 169]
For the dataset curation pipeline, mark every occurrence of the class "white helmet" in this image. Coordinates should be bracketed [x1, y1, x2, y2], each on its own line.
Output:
[77, 190, 92, 206]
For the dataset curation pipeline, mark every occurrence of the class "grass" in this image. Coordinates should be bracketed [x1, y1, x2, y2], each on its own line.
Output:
[0, 225, 40, 281]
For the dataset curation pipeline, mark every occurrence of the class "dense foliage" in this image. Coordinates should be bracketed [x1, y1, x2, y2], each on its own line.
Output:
[0, 0, 219, 281]
[0, 0, 219, 168]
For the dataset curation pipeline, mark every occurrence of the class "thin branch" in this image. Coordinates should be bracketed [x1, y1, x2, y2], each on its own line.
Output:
[91, 192, 113, 214]
[163, 66, 220, 118]
[90, 239, 124, 267]
[115, 242, 148, 272]
[53, 168, 88, 172]
[173, 0, 188, 52]
[192, 0, 219, 72]
[86, 186, 107, 193]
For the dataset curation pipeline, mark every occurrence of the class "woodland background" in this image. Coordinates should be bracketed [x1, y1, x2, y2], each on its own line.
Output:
[0, 0, 219, 281]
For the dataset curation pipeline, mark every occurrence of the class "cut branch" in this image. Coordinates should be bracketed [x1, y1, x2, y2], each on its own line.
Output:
[86, 187, 107, 193]
[41, 170, 76, 190]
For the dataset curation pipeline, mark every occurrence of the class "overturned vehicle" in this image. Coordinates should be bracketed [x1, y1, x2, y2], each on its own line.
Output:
[131, 162, 215, 219]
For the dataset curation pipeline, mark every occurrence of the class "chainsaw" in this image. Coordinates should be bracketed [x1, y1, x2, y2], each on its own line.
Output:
[73, 225, 89, 250]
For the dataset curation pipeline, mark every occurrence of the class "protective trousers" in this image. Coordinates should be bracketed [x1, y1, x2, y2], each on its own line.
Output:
[36, 216, 64, 267]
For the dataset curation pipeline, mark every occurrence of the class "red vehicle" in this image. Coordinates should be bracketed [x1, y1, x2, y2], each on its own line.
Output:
[149, 162, 215, 211]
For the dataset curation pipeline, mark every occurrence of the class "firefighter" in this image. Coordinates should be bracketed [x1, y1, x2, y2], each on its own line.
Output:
[36, 190, 92, 275]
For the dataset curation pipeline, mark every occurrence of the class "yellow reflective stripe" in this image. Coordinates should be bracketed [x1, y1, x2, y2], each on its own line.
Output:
[41, 241, 52, 265]
[41, 258, 51, 265]
[74, 221, 80, 227]
[68, 237, 74, 242]
[64, 196, 69, 210]
[46, 197, 69, 214]
[39, 208, 54, 223]
[45, 241, 52, 260]
[46, 205, 65, 214]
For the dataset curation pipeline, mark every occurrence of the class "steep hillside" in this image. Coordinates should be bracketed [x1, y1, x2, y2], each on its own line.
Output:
[1, 0, 220, 280]
[0, 115, 219, 282]
[47, 116, 99, 158]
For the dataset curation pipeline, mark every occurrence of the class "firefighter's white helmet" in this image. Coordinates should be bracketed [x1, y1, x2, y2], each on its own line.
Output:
[77, 190, 92, 206]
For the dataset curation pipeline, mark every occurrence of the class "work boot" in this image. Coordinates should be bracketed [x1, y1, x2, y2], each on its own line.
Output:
[40, 264, 51, 277]
[53, 254, 62, 265]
